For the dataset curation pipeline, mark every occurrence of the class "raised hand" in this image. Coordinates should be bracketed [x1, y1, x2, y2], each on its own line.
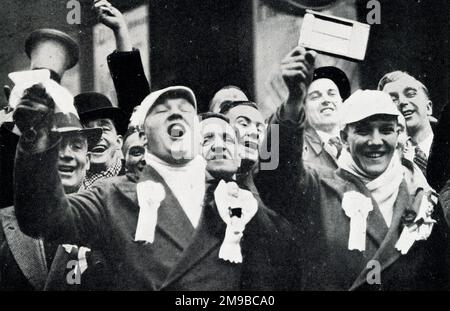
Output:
[13, 84, 55, 142]
[281, 46, 316, 101]
[93, 0, 132, 51]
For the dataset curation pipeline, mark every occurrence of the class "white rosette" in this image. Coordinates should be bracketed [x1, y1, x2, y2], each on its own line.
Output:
[134, 181, 166, 243]
[341, 191, 373, 252]
[395, 191, 437, 255]
[214, 180, 258, 263]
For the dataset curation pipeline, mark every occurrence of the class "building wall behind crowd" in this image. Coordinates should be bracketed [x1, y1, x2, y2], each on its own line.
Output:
[0, 0, 449, 117]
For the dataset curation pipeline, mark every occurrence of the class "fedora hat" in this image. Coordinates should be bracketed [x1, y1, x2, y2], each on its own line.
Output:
[312, 66, 351, 101]
[74, 92, 127, 135]
[53, 112, 102, 150]
[25, 29, 79, 80]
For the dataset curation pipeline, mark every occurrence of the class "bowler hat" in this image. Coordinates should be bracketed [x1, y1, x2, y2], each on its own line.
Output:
[53, 112, 102, 150]
[312, 66, 351, 100]
[74, 92, 127, 134]
[25, 29, 79, 77]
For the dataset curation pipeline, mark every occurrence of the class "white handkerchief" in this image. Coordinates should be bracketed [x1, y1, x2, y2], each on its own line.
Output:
[342, 191, 373, 252]
[214, 180, 258, 263]
[134, 180, 166, 243]
[8, 69, 77, 115]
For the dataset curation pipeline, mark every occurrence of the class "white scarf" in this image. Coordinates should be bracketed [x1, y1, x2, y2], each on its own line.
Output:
[144, 152, 206, 228]
[338, 150, 404, 227]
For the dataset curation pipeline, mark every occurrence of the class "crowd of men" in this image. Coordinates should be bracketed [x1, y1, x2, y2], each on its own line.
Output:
[0, 0, 449, 291]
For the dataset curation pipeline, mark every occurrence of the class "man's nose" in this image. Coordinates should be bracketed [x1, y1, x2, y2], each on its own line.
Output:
[59, 143, 74, 159]
[167, 113, 183, 121]
[244, 124, 259, 140]
[368, 130, 383, 146]
[212, 138, 226, 151]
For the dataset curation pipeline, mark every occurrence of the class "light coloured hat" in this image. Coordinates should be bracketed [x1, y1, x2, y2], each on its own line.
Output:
[340, 89, 400, 125]
[137, 86, 197, 129]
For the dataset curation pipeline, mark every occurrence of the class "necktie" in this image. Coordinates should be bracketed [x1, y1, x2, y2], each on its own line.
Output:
[328, 136, 343, 158]
[414, 146, 428, 176]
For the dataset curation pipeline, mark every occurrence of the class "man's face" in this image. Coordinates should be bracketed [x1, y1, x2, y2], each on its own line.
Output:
[381, 76, 432, 134]
[342, 115, 399, 178]
[305, 78, 342, 131]
[85, 118, 123, 170]
[144, 98, 198, 164]
[123, 131, 146, 175]
[58, 133, 90, 194]
[210, 88, 248, 113]
[200, 118, 240, 179]
[225, 105, 265, 165]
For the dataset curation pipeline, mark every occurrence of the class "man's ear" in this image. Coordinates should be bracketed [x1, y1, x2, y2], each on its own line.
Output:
[427, 100, 433, 116]
[139, 132, 148, 147]
[340, 128, 350, 150]
[116, 135, 123, 149]
[86, 152, 91, 172]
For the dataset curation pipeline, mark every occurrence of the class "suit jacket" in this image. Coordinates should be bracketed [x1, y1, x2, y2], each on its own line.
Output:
[14, 142, 295, 290]
[303, 125, 339, 170]
[107, 49, 150, 122]
[255, 107, 450, 290]
[0, 207, 110, 291]
[0, 207, 47, 290]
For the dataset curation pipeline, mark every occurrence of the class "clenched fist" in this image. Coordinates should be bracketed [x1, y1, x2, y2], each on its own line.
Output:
[281, 46, 317, 100]
[13, 84, 55, 142]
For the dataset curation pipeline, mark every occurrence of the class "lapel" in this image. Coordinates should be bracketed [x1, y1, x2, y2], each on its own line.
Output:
[0, 207, 48, 290]
[304, 126, 338, 166]
[114, 165, 195, 249]
[43, 245, 70, 290]
[350, 180, 411, 290]
[161, 195, 225, 288]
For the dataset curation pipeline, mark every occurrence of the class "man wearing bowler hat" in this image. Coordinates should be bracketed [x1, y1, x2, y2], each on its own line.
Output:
[281, 47, 351, 170]
[12, 85, 297, 290]
[74, 92, 127, 189]
[256, 47, 450, 290]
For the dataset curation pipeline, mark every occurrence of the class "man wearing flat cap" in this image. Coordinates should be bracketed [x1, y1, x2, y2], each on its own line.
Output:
[255, 47, 450, 290]
[1, 83, 109, 290]
[281, 47, 351, 170]
[12, 85, 295, 290]
[74, 92, 127, 189]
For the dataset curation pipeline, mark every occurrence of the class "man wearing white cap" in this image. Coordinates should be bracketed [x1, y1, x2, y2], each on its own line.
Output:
[12, 84, 293, 290]
[256, 48, 450, 290]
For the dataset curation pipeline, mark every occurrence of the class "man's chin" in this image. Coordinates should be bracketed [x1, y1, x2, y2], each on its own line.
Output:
[206, 162, 238, 180]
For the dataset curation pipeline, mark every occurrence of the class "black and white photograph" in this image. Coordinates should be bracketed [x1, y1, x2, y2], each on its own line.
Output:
[0, 0, 449, 299]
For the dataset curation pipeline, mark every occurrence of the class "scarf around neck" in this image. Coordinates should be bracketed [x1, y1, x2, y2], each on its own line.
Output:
[144, 152, 206, 228]
[338, 149, 404, 227]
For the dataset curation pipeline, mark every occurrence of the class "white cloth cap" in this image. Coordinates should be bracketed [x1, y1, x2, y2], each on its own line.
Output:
[340, 90, 399, 126]
[136, 86, 197, 129]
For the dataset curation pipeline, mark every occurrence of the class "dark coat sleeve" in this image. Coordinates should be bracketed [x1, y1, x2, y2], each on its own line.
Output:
[254, 105, 320, 220]
[107, 49, 150, 121]
[14, 137, 108, 248]
[427, 102, 450, 192]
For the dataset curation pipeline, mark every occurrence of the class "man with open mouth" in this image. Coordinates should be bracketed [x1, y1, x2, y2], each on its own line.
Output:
[378, 71, 434, 175]
[74, 92, 127, 190]
[256, 47, 450, 290]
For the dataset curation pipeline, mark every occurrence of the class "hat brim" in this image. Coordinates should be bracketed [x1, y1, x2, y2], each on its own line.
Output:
[313, 66, 351, 100]
[79, 107, 128, 135]
[57, 127, 102, 150]
[25, 29, 79, 69]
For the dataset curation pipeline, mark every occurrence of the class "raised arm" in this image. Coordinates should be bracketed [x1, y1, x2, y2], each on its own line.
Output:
[13, 90, 107, 248]
[94, 0, 150, 120]
[255, 47, 319, 216]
